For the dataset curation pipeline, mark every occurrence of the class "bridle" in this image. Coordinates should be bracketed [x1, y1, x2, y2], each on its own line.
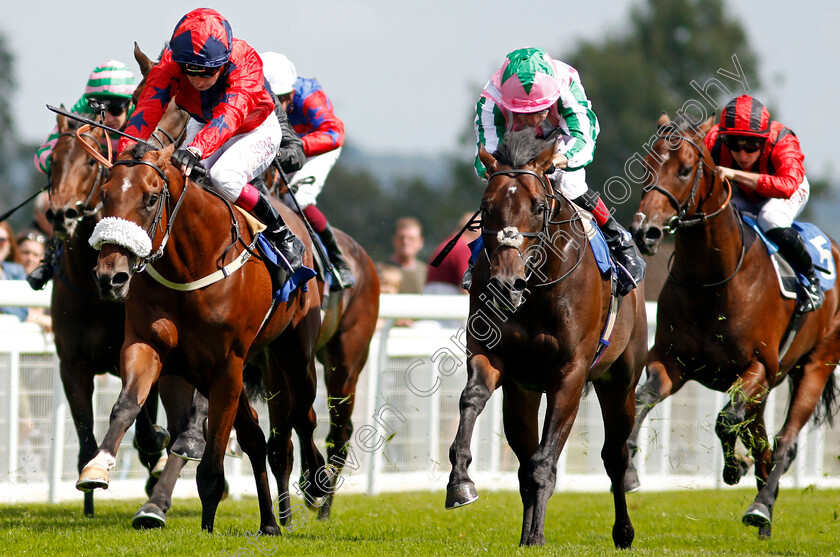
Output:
[480, 168, 588, 287]
[643, 131, 746, 288]
[642, 132, 732, 234]
[53, 130, 108, 219]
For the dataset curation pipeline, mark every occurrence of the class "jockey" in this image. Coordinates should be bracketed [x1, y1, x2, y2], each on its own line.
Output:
[706, 94, 822, 313]
[469, 47, 645, 296]
[260, 52, 354, 290]
[118, 9, 304, 284]
[27, 59, 137, 290]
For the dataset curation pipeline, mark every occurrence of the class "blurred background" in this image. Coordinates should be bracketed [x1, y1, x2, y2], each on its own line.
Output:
[1, 0, 837, 267]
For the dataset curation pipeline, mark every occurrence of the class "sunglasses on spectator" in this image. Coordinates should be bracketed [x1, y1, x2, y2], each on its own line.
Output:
[87, 97, 131, 116]
[178, 63, 223, 78]
[723, 135, 764, 153]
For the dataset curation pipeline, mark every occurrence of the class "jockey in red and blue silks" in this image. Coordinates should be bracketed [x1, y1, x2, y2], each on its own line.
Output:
[118, 8, 304, 282]
[261, 52, 354, 289]
[706, 95, 822, 313]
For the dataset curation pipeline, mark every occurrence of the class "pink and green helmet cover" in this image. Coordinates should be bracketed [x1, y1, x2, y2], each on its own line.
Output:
[492, 47, 561, 114]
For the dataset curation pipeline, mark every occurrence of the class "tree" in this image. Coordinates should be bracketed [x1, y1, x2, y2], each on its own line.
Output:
[562, 0, 761, 225]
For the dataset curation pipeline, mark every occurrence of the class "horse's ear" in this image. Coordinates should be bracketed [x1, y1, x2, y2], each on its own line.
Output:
[478, 146, 498, 177]
[134, 42, 155, 77]
[657, 112, 670, 128]
[56, 112, 68, 132]
[534, 139, 558, 172]
[698, 114, 716, 135]
[160, 143, 176, 160]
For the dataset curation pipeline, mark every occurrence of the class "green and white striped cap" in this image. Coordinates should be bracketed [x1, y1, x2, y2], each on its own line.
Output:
[83, 59, 136, 100]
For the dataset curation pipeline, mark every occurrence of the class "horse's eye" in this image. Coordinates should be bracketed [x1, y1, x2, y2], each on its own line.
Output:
[536, 203, 546, 214]
[148, 194, 159, 207]
[86, 158, 96, 167]
[677, 166, 692, 179]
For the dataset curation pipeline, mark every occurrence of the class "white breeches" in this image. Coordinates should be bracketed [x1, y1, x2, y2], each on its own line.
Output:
[285, 147, 342, 208]
[730, 176, 810, 231]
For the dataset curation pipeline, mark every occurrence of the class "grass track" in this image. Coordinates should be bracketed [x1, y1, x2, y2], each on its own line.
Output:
[1, 488, 839, 556]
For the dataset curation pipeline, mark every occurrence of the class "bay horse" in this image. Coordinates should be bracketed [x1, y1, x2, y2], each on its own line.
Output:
[263, 165, 381, 521]
[46, 112, 194, 520]
[77, 142, 329, 533]
[628, 113, 840, 538]
[446, 130, 647, 548]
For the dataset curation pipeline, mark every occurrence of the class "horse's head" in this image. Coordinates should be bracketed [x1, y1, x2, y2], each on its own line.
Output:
[90, 143, 179, 300]
[47, 114, 106, 239]
[133, 43, 189, 147]
[631, 113, 716, 255]
[478, 130, 558, 310]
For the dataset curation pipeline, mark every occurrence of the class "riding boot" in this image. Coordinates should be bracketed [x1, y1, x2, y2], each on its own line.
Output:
[766, 227, 824, 313]
[572, 189, 645, 296]
[249, 176, 272, 198]
[26, 238, 59, 291]
[318, 224, 355, 290]
[249, 193, 305, 284]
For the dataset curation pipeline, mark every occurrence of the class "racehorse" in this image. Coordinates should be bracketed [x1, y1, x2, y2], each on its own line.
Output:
[77, 142, 329, 533]
[46, 112, 193, 519]
[628, 113, 840, 538]
[446, 130, 647, 548]
[263, 166, 381, 521]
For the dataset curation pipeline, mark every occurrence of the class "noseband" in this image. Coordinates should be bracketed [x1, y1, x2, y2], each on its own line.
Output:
[481, 168, 587, 287]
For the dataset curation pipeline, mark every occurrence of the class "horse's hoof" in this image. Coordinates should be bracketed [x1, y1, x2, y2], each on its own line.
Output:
[132, 505, 166, 529]
[445, 481, 479, 509]
[723, 454, 752, 485]
[260, 524, 281, 536]
[76, 464, 109, 492]
[623, 468, 641, 493]
[151, 454, 168, 478]
[170, 436, 205, 461]
[742, 501, 772, 535]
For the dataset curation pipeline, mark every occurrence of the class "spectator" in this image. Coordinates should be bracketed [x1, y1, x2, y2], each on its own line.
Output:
[16, 230, 52, 332]
[388, 216, 426, 294]
[0, 222, 28, 322]
[425, 212, 481, 295]
[377, 263, 404, 294]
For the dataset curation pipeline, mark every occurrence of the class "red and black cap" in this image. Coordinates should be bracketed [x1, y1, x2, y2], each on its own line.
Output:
[719, 95, 772, 139]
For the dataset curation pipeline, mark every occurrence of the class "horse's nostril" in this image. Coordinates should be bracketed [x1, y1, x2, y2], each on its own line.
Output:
[65, 208, 79, 221]
[512, 278, 527, 292]
[45, 209, 55, 223]
[644, 227, 662, 243]
[111, 272, 130, 287]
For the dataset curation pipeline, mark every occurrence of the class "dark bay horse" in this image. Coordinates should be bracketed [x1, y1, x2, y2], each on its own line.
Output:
[46, 113, 194, 520]
[263, 166, 381, 521]
[77, 143, 328, 533]
[446, 130, 647, 548]
[628, 113, 840, 538]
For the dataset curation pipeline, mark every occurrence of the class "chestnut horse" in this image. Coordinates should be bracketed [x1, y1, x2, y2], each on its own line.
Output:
[46, 111, 195, 521]
[628, 113, 840, 538]
[77, 142, 328, 533]
[263, 166, 381, 520]
[446, 130, 647, 548]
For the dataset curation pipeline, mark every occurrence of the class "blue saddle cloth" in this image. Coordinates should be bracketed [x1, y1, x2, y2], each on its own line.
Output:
[741, 214, 836, 291]
[468, 226, 613, 277]
[256, 234, 317, 302]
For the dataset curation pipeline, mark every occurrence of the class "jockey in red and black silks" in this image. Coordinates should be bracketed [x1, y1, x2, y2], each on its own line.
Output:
[118, 8, 305, 284]
[705, 94, 821, 313]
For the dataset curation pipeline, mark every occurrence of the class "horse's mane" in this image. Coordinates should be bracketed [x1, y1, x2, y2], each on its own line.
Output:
[494, 129, 554, 168]
[131, 141, 158, 159]
[665, 112, 706, 136]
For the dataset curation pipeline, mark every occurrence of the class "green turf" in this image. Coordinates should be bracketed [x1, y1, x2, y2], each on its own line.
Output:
[1, 487, 838, 556]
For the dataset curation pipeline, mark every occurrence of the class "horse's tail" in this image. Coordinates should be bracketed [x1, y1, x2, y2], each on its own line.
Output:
[813, 368, 839, 427]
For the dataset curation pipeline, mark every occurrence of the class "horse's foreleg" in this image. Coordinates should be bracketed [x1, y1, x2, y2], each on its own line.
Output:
[500, 383, 540, 543]
[234, 389, 281, 536]
[76, 343, 162, 493]
[520, 368, 587, 546]
[133, 382, 170, 489]
[197, 365, 241, 533]
[715, 361, 769, 487]
[133, 375, 195, 530]
[625, 349, 685, 492]
[60, 365, 97, 516]
[745, 348, 839, 539]
[170, 389, 209, 461]
[446, 354, 502, 510]
[594, 377, 637, 550]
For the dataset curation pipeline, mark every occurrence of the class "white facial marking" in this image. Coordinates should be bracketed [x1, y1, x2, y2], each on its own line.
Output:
[507, 185, 518, 196]
[121, 177, 132, 192]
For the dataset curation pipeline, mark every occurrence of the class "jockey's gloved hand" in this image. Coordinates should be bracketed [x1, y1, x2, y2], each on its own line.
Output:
[172, 147, 202, 177]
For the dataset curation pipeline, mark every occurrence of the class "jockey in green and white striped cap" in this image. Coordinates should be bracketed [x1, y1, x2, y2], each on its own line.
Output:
[83, 59, 136, 100]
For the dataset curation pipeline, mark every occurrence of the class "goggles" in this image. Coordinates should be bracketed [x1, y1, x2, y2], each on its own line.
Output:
[178, 63, 223, 77]
[88, 97, 131, 116]
[723, 135, 764, 154]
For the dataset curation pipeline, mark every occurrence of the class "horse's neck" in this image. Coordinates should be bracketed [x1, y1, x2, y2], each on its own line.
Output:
[160, 185, 243, 278]
[672, 179, 744, 280]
